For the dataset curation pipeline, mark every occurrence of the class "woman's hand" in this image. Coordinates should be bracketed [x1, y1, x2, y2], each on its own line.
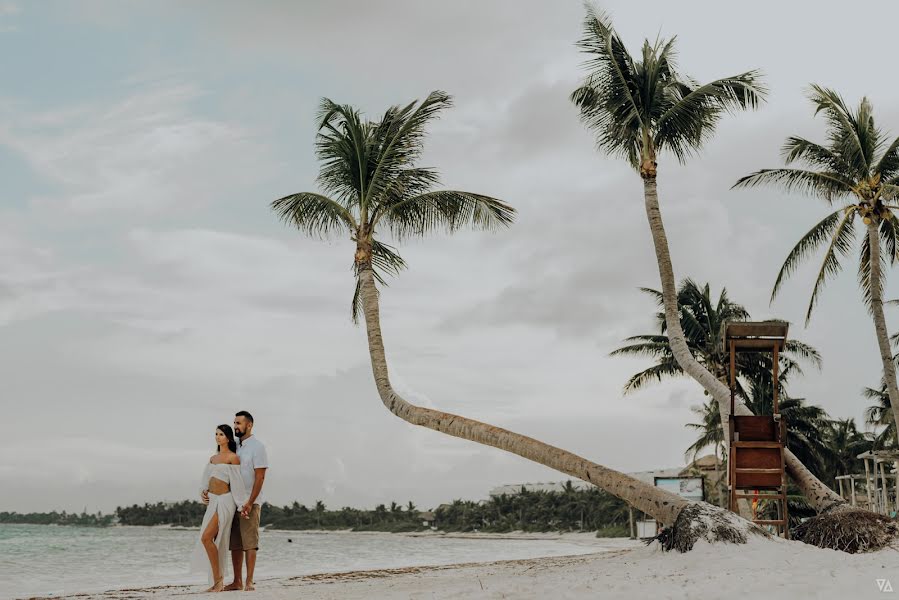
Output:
[201, 490, 210, 505]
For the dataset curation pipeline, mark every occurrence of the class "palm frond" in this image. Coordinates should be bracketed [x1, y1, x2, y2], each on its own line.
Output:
[783, 340, 823, 369]
[571, 6, 644, 168]
[351, 278, 363, 324]
[655, 71, 766, 163]
[377, 190, 516, 240]
[858, 222, 886, 312]
[271, 192, 357, 238]
[363, 91, 453, 212]
[879, 211, 899, 266]
[639, 286, 665, 306]
[350, 239, 407, 323]
[804, 209, 857, 323]
[622, 360, 683, 393]
[781, 136, 850, 172]
[733, 168, 855, 203]
[883, 184, 899, 201]
[315, 99, 372, 206]
[808, 84, 871, 177]
[875, 135, 899, 181]
[770, 207, 847, 302]
[609, 338, 673, 358]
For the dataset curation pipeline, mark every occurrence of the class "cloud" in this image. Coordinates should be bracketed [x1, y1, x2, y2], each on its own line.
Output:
[0, 1, 18, 32]
[0, 83, 271, 215]
[6, 0, 899, 517]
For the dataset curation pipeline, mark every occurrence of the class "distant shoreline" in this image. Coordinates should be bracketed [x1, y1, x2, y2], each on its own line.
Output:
[1, 522, 616, 540]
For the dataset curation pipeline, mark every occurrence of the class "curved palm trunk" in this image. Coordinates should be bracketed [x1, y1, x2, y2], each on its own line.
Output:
[355, 262, 688, 525]
[641, 175, 847, 515]
[866, 221, 899, 430]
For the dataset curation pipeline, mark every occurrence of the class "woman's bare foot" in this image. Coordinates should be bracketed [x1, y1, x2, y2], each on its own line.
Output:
[223, 581, 242, 591]
[244, 581, 255, 591]
[205, 578, 225, 592]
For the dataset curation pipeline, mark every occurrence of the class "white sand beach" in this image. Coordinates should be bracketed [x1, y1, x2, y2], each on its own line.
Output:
[30, 536, 899, 600]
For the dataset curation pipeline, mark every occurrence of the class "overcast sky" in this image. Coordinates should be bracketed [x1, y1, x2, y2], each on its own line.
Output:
[2, 0, 899, 514]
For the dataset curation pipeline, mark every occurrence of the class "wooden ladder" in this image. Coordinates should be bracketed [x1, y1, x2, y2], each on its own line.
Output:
[729, 435, 789, 538]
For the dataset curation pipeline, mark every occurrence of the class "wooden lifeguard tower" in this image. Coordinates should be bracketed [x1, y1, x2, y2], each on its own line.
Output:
[724, 321, 790, 538]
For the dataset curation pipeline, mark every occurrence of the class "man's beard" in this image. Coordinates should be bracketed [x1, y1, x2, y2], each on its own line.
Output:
[235, 429, 245, 438]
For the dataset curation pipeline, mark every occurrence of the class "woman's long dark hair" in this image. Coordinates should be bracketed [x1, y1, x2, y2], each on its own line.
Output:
[216, 424, 238, 453]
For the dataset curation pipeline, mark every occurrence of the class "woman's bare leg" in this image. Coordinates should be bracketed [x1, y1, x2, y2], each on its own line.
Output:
[201, 513, 224, 592]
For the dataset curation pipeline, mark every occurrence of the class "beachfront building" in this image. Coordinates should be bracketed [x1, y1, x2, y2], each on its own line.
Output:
[488, 462, 707, 497]
[418, 511, 436, 527]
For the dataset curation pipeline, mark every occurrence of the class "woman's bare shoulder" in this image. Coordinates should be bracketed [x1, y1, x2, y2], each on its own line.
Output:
[228, 453, 241, 465]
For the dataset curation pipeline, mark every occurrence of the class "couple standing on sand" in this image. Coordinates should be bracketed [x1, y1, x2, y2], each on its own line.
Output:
[190, 411, 269, 592]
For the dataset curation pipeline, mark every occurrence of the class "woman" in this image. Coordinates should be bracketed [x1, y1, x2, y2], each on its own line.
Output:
[190, 425, 249, 592]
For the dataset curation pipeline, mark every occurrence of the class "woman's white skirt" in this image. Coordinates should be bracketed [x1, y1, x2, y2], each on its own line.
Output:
[190, 492, 237, 584]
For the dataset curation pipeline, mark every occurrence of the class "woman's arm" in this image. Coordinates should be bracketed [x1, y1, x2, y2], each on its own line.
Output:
[199, 463, 213, 501]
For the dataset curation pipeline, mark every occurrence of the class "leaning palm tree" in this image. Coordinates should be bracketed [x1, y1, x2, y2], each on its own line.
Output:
[273, 91, 757, 550]
[734, 87, 899, 436]
[571, 7, 896, 551]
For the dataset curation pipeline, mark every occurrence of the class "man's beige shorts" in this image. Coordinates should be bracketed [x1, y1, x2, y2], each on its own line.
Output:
[229, 504, 261, 551]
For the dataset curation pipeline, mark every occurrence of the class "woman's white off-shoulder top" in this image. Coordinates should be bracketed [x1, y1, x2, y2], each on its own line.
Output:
[199, 462, 250, 507]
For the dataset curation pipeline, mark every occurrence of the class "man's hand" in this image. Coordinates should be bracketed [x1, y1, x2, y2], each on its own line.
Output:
[201, 490, 209, 505]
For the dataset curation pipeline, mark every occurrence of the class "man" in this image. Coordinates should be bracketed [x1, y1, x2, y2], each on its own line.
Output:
[226, 410, 268, 591]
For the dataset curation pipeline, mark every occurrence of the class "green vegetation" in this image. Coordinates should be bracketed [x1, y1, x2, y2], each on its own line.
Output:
[0, 510, 113, 527]
[116, 500, 207, 527]
[0, 483, 632, 535]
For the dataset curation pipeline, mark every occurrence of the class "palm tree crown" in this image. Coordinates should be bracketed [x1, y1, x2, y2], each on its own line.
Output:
[734, 86, 899, 322]
[611, 279, 820, 394]
[570, 6, 765, 179]
[272, 91, 515, 320]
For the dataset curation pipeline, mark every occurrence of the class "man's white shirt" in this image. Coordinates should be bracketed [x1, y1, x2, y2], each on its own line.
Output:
[237, 436, 269, 506]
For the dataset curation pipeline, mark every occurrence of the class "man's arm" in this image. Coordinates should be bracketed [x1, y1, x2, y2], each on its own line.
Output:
[241, 468, 267, 515]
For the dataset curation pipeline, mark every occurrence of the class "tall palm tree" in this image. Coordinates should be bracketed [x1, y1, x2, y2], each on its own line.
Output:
[273, 91, 754, 549]
[864, 383, 897, 449]
[685, 398, 726, 507]
[570, 8, 848, 522]
[734, 87, 899, 435]
[824, 418, 871, 482]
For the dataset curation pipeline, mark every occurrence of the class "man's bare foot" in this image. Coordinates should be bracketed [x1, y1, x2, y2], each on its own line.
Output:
[244, 581, 255, 592]
[223, 582, 242, 592]
[205, 578, 224, 592]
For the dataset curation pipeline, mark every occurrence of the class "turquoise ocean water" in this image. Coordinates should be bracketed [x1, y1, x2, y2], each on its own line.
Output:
[0, 524, 624, 599]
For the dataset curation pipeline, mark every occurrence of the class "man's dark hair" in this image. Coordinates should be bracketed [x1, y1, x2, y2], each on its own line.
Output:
[235, 410, 254, 423]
